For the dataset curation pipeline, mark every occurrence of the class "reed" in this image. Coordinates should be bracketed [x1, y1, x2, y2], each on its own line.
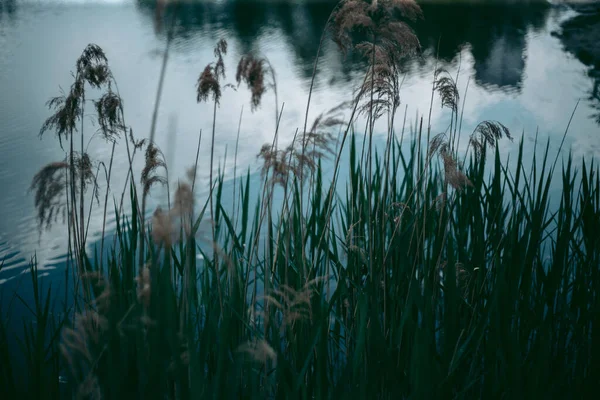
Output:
[2, 0, 599, 398]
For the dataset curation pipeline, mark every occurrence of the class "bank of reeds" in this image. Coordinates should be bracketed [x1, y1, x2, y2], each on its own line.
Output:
[1, 0, 599, 398]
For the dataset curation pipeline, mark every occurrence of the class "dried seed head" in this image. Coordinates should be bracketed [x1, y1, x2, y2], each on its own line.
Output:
[30, 161, 69, 231]
[61, 324, 93, 365]
[469, 120, 513, 157]
[149, 170, 197, 246]
[186, 166, 196, 183]
[31, 151, 99, 233]
[434, 69, 460, 113]
[378, 20, 421, 56]
[82, 272, 112, 313]
[236, 54, 267, 111]
[76, 44, 108, 76]
[386, 0, 423, 21]
[266, 277, 325, 332]
[237, 339, 277, 366]
[442, 151, 473, 190]
[214, 38, 228, 78]
[353, 21, 420, 118]
[196, 65, 221, 104]
[151, 206, 173, 246]
[40, 44, 112, 150]
[428, 132, 449, 158]
[173, 182, 194, 217]
[197, 39, 228, 105]
[257, 103, 343, 187]
[94, 90, 124, 142]
[129, 127, 147, 150]
[74, 152, 98, 197]
[136, 266, 151, 308]
[331, 0, 372, 54]
[330, 0, 422, 56]
[141, 142, 168, 198]
[40, 89, 82, 149]
[81, 63, 111, 89]
[61, 309, 109, 384]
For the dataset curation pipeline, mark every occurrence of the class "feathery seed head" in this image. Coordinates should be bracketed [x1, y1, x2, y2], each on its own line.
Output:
[151, 206, 174, 247]
[331, 0, 421, 56]
[141, 142, 168, 198]
[469, 120, 513, 156]
[196, 65, 221, 104]
[173, 181, 194, 217]
[136, 266, 152, 308]
[76, 44, 108, 75]
[197, 39, 229, 105]
[236, 55, 267, 111]
[442, 151, 473, 190]
[30, 161, 69, 231]
[94, 90, 124, 142]
[237, 339, 277, 366]
[434, 69, 459, 113]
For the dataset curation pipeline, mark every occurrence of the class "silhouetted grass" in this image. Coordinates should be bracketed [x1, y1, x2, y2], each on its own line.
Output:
[1, 0, 599, 398]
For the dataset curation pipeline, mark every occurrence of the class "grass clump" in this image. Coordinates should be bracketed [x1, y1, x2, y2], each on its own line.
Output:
[1, 0, 600, 398]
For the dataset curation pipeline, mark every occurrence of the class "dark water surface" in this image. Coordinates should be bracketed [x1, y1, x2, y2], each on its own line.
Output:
[0, 0, 599, 286]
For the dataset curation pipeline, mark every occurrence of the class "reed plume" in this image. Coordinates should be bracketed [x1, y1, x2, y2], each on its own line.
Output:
[235, 53, 280, 121]
[236, 55, 266, 111]
[331, 0, 422, 57]
[332, 0, 421, 123]
[30, 152, 98, 232]
[441, 150, 473, 190]
[237, 339, 277, 366]
[60, 273, 111, 399]
[30, 161, 69, 231]
[33, 44, 123, 298]
[469, 120, 513, 157]
[94, 89, 125, 142]
[434, 68, 459, 114]
[141, 142, 168, 199]
[196, 39, 230, 233]
[197, 39, 228, 105]
[257, 104, 344, 187]
[149, 173, 195, 247]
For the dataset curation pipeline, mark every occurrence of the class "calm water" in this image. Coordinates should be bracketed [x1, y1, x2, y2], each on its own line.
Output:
[0, 0, 599, 286]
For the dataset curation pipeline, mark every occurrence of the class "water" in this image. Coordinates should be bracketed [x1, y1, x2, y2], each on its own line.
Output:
[0, 0, 599, 287]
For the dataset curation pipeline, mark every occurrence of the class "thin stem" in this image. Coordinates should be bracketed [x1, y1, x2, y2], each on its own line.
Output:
[100, 141, 116, 272]
[233, 106, 243, 229]
[367, 35, 376, 285]
[455, 77, 470, 157]
[191, 129, 203, 196]
[140, 11, 176, 270]
[80, 91, 86, 260]
[209, 97, 224, 316]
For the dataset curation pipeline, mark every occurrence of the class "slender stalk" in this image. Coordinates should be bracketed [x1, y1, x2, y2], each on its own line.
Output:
[299, 4, 340, 274]
[69, 104, 81, 275]
[233, 106, 243, 229]
[80, 91, 85, 260]
[140, 10, 176, 270]
[84, 162, 103, 243]
[455, 76, 470, 156]
[247, 105, 285, 319]
[191, 129, 203, 196]
[99, 141, 116, 272]
[208, 95, 225, 319]
[367, 35, 376, 285]
[551, 99, 579, 172]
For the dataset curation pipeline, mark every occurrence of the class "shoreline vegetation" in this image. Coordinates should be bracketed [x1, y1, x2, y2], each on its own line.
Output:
[2, 0, 599, 398]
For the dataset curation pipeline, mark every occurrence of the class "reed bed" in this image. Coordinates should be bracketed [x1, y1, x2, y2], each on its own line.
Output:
[1, 0, 599, 398]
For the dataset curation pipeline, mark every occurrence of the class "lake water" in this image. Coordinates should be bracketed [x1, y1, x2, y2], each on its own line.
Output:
[0, 0, 599, 287]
